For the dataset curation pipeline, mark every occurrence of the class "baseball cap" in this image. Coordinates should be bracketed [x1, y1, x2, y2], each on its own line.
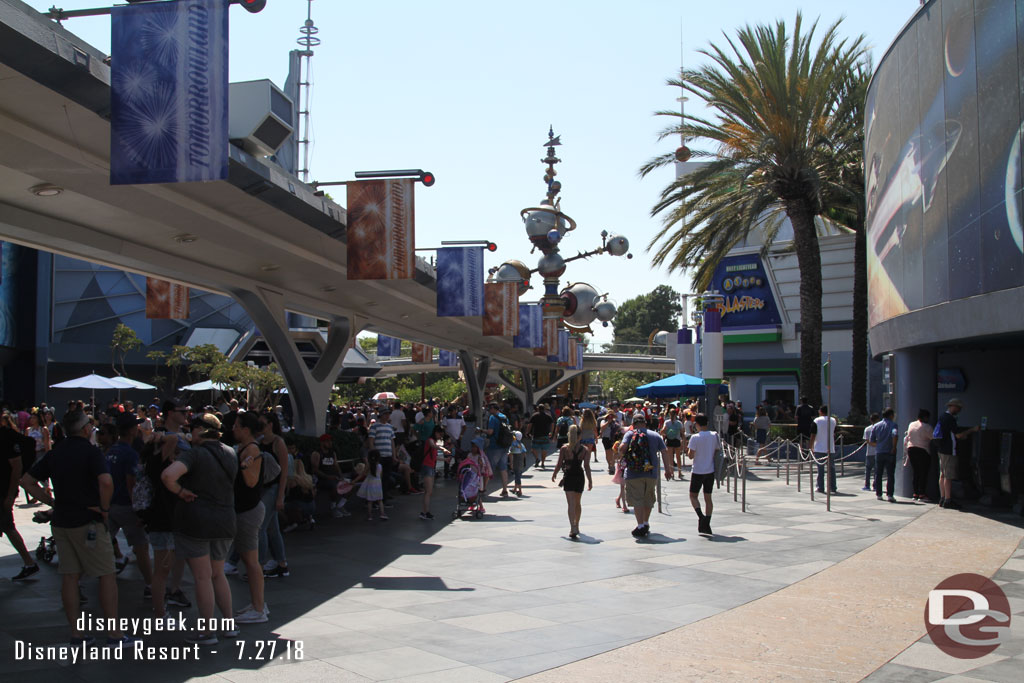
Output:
[631, 413, 647, 424]
[115, 413, 144, 429]
[471, 436, 486, 450]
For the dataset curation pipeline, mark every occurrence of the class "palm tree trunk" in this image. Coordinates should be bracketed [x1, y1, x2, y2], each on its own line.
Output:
[849, 217, 868, 420]
[786, 199, 823, 408]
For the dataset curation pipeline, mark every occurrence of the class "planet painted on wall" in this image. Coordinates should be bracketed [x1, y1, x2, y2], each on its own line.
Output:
[1004, 120, 1024, 254]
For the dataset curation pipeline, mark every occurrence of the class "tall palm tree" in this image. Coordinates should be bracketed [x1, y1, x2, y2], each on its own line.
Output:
[640, 14, 866, 408]
[822, 60, 873, 422]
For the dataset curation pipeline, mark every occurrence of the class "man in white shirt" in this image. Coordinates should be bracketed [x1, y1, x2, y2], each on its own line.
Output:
[809, 405, 838, 494]
[388, 404, 407, 445]
[686, 414, 719, 536]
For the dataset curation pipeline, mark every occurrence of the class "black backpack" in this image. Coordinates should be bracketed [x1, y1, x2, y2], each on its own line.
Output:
[496, 416, 514, 449]
[557, 417, 570, 438]
[623, 430, 652, 473]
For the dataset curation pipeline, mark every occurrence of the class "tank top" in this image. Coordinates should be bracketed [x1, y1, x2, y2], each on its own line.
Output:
[234, 443, 263, 512]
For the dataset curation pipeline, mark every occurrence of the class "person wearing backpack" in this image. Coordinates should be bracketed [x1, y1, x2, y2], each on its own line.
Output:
[553, 407, 574, 451]
[484, 403, 512, 498]
[617, 414, 666, 538]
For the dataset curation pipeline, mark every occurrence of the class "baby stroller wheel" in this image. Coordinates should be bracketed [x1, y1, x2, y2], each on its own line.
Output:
[474, 509, 484, 519]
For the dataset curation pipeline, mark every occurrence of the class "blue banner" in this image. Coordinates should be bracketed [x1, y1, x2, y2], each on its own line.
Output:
[710, 254, 782, 327]
[438, 349, 458, 367]
[436, 247, 484, 317]
[376, 334, 401, 357]
[575, 345, 584, 370]
[513, 303, 542, 348]
[111, 0, 228, 185]
[558, 329, 569, 363]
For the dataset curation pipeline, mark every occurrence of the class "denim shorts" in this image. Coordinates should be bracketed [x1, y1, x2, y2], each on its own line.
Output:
[149, 531, 175, 551]
[420, 465, 436, 479]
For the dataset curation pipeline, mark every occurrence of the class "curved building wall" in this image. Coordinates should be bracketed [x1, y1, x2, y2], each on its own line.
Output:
[866, 0, 1024, 354]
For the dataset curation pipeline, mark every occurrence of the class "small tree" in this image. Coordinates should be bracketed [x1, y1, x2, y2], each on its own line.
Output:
[110, 323, 142, 376]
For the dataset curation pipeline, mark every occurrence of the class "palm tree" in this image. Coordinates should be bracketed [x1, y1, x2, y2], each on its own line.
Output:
[822, 60, 873, 422]
[640, 14, 866, 407]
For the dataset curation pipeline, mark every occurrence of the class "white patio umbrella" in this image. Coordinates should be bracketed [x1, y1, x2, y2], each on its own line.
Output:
[49, 372, 131, 410]
[372, 391, 398, 401]
[110, 376, 157, 391]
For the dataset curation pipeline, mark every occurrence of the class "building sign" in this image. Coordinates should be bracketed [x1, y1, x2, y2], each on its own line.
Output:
[710, 255, 781, 327]
[937, 367, 967, 392]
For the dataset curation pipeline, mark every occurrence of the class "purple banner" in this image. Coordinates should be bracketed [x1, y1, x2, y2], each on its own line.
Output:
[436, 247, 484, 317]
[376, 334, 401, 357]
[513, 303, 543, 348]
[438, 349, 458, 367]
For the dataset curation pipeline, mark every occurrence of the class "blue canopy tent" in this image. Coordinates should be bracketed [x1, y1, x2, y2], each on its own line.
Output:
[635, 373, 729, 399]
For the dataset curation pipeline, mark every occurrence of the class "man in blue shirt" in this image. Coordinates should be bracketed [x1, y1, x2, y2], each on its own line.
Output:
[484, 403, 510, 497]
[617, 414, 666, 538]
[869, 408, 899, 502]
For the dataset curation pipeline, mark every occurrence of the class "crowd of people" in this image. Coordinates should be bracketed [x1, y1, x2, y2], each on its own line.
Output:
[1, 391, 978, 647]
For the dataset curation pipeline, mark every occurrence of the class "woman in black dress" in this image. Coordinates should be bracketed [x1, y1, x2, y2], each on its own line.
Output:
[551, 425, 592, 539]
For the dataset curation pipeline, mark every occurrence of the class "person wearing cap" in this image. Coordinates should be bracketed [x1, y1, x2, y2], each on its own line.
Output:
[160, 412, 238, 645]
[617, 413, 666, 538]
[106, 412, 153, 594]
[508, 429, 529, 497]
[935, 398, 980, 509]
[21, 410, 132, 645]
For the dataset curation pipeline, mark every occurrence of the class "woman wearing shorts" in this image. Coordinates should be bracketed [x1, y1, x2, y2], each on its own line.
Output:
[551, 425, 592, 539]
[161, 413, 237, 645]
[419, 425, 449, 520]
[579, 409, 599, 464]
[232, 412, 267, 624]
[661, 409, 685, 480]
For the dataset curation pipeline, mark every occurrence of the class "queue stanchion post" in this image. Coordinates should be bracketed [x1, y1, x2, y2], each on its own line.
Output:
[839, 435, 845, 477]
[786, 439, 791, 486]
[776, 440, 781, 479]
[809, 448, 815, 502]
[741, 452, 747, 513]
[795, 441, 800, 492]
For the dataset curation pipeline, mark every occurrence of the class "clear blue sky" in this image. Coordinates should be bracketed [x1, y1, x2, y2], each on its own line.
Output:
[26, 0, 917, 345]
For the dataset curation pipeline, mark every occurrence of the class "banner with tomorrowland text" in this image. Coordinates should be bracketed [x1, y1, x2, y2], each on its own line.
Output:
[482, 282, 518, 336]
[436, 247, 484, 317]
[438, 349, 458, 367]
[513, 303, 543, 349]
[346, 179, 416, 280]
[411, 343, 432, 363]
[376, 334, 401, 357]
[145, 278, 189, 319]
[111, 0, 228, 184]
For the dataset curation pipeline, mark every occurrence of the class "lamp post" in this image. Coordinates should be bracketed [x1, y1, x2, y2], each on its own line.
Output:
[489, 128, 631, 380]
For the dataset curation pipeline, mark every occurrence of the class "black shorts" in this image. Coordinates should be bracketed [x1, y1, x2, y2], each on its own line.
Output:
[689, 472, 715, 495]
[666, 438, 682, 448]
[0, 506, 14, 531]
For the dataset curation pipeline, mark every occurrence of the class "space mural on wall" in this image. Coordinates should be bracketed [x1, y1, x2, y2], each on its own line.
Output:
[865, 0, 1024, 327]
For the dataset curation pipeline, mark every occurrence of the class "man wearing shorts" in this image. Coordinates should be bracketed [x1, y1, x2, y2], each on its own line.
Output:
[21, 410, 128, 644]
[686, 414, 719, 536]
[618, 414, 665, 538]
[935, 398, 979, 509]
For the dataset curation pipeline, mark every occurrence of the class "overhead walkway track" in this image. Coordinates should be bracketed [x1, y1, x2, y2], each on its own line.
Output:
[0, 0, 560, 432]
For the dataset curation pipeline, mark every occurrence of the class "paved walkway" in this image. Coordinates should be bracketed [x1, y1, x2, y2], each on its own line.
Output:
[1, 457, 1020, 682]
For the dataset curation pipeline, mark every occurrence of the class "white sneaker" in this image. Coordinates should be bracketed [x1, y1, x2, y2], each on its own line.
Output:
[223, 562, 238, 576]
[262, 560, 278, 572]
[235, 607, 269, 624]
[235, 603, 270, 616]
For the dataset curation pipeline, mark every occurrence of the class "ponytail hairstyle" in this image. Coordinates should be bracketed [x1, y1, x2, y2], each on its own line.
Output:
[567, 424, 581, 452]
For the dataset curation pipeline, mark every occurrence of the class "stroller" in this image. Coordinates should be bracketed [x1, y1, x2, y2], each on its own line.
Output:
[452, 458, 485, 519]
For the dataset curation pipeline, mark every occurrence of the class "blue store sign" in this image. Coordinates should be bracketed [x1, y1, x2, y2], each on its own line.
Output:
[711, 255, 781, 327]
[937, 368, 967, 392]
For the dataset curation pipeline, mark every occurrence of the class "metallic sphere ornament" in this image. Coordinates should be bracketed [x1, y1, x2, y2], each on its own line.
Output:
[606, 234, 629, 257]
[494, 260, 532, 297]
[675, 145, 692, 162]
[560, 282, 600, 327]
[546, 229, 561, 244]
[537, 252, 566, 278]
[594, 300, 616, 323]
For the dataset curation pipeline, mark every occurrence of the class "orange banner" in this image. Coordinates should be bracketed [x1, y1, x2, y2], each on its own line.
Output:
[346, 179, 415, 280]
[411, 343, 432, 363]
[482, 282, 519, 336]
[568, 338, 578, 368]
[146, 277, 189, 319]
[543, 318, 559, 357]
